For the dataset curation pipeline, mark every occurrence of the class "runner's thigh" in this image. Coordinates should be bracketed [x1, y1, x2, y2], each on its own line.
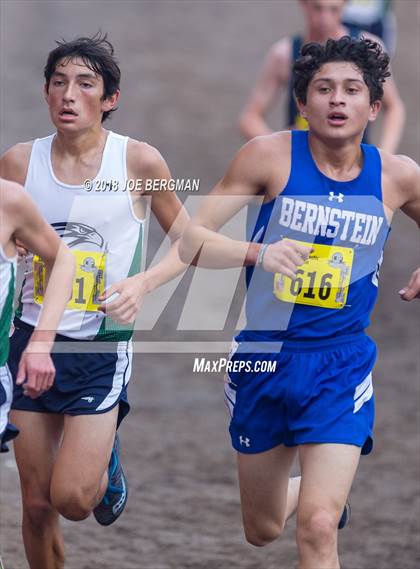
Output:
[297, 443, 361, 522]
[52, 406, 118, 491]
[11, 410, 63, 497]
[238, 444, 297, 526]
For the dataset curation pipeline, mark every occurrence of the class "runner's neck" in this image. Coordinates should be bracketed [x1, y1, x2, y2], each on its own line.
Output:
[53, 127, 108, 159]
[308, 132, 364, 181]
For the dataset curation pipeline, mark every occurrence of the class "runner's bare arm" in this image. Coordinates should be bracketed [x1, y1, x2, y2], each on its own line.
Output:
[378, 70, 405, 154]
[395, 156, 420, 300]
[140, 143, 190, 290]
[0, 143, 33, 255]
[4, 181, 74, 397]
[362, 32, 405, 154]
[6, 180, 74, 336]
[238, 39, 291, 140]
[99, 142, 189, 324]
[0, 142, 32, 185]
[179, 134, 311, 276]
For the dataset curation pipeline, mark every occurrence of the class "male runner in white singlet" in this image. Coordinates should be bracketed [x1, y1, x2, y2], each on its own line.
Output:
[0, 33, 188, 568]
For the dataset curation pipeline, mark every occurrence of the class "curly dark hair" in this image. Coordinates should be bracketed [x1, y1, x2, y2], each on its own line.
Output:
[293, 36, 391, 105]
[44, 32, 120, 122]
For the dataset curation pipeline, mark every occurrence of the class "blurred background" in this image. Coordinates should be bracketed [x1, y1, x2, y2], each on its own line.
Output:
[0, 1, 418, 568]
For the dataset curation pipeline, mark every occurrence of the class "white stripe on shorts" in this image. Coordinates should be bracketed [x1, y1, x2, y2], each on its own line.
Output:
[224, 376, 237, 418]
[353, 372, 373, 414]
[0, 365, 13, 435]
[95, 341, 133, 412]
[123, 341, 133, 388]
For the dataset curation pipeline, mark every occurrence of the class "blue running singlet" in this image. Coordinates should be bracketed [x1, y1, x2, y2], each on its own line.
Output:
[236, 130, 390, 351]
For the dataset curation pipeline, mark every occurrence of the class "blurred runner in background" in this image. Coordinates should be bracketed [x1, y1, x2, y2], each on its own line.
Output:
[239, 0, 405, 153]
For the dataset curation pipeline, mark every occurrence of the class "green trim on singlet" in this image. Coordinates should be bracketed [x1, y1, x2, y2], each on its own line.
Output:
[14, 275, 25, 320]
[0, 264, 15, 365]
[95, 224, 144, 342]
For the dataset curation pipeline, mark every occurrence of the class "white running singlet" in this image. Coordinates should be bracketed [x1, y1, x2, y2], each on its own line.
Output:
[17, 131, 145, 340]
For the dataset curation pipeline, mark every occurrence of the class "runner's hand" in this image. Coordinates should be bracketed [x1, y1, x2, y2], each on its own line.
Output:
[16, 343, 56, 399]
[262, 239, 313, 278]
[399, 268, 420, 301]
[98, 275, 148, 324]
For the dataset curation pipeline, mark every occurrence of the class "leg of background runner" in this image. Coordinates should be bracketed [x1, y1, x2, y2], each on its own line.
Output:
[296, 443, 361, 569]
[11, 410, 64, 569]
[50, 406, 118, 521]
[237, 444, 299, 546]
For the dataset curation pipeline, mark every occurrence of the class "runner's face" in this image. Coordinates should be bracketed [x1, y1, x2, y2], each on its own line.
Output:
[299, 61, 381, 140]
[45, 57, 118, 131]
[301, 0, 345, 37]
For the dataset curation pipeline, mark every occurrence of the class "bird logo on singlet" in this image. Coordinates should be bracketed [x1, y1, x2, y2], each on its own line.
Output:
[51, 222, 104, 249]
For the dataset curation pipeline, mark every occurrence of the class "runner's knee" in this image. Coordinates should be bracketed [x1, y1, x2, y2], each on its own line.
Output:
[297, 509, 337, 552]
[51, 487, 94, 521]
[244, 517, 284, 547]
[22, 492, 55, 528]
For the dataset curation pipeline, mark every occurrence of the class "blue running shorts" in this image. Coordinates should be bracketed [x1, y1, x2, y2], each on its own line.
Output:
[9, 319, 131, 427]
[224, 333, 376, 455]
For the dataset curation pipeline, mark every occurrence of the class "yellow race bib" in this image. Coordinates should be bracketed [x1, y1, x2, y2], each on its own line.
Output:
[273, 241, 353, 309]
[33, 250, 106, 312]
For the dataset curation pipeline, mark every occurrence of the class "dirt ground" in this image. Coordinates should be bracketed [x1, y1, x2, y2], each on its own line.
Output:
[0, 1, 419, 568]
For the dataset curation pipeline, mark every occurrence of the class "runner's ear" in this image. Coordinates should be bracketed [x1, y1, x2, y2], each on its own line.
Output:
[101, 89, 120, 114]
[368, 100, 381, 123]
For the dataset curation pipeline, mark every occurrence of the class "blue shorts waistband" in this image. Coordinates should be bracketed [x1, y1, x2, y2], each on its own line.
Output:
[234, 332, 369, 354]
[280, 332, 368, 352]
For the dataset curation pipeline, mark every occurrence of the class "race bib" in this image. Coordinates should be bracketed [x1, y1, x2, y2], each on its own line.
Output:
[33, 250, 106, 312]
[273, 241, 354, 309]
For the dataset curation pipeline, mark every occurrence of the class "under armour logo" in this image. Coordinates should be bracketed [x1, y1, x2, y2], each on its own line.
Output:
[81, 396, 95, 403]
[239, 435, 250, 447]
[328, 192, 344, 203]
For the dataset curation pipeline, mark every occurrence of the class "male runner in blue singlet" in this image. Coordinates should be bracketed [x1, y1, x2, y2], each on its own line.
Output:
[181, 36, 419, 568]
[0, 33, 188, 568]
[239, 0, 405, 153]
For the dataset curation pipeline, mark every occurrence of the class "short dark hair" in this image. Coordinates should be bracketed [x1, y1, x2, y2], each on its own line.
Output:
[293, 36, 391, 105]
[44, 32, 120, 122]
